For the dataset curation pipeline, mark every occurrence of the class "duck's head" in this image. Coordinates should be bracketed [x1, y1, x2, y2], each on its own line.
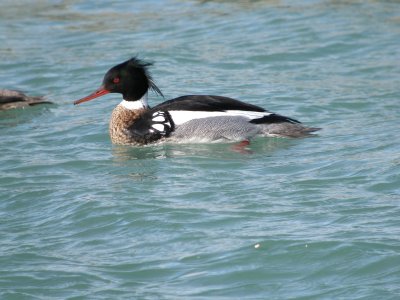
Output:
[73, 57, 163, 105]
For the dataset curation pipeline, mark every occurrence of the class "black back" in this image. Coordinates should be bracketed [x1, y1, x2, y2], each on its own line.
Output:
[152, 95, 267, 112]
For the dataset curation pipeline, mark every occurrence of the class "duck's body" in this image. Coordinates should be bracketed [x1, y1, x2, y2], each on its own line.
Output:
[0, 89, 51, 110]
[74, 58, 319, 145]
[109, 95, 316, 145]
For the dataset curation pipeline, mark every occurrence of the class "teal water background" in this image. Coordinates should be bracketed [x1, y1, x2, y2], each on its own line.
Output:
[1, 1, 400, 299]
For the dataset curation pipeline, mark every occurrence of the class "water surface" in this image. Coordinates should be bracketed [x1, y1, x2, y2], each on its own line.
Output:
[1, 0, 400, 299]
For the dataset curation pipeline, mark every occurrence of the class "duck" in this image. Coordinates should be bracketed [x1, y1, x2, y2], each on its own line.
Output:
[0, 89, 52, 110]
[73, 57, 319, 145]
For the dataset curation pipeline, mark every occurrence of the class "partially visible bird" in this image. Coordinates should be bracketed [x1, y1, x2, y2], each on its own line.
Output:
[0, 89, 52, 111]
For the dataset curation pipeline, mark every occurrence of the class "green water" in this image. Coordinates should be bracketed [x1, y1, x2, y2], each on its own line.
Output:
[1, 1, 399, 299]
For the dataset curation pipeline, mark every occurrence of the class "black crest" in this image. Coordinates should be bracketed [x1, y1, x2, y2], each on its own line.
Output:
[126, 57, 164, 98]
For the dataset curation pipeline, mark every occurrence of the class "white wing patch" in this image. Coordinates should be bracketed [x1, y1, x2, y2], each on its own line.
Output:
[169, 110, 271, 126]
[152, 115, 166, 122]
[152, 124, 165, 132]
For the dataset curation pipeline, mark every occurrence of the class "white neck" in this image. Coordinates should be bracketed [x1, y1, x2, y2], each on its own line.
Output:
[119, 93, 148, 110]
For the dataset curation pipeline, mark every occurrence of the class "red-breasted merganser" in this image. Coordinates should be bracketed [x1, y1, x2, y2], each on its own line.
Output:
[74, 58, 319, 145]
[0, 89, 52, 110]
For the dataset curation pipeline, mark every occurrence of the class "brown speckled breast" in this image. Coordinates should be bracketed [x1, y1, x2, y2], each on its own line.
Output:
[109, 105, 146, 145]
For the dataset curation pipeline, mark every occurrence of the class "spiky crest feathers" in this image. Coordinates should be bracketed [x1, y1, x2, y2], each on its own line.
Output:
[125, 57, 164, 98]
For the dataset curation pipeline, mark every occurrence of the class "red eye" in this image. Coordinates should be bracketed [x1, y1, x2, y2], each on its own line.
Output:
[113, 77, 120, 84]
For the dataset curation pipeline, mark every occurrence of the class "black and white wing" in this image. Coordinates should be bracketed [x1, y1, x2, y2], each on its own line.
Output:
[153, 95, 301, 126]
[127, 110, 174, 144]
